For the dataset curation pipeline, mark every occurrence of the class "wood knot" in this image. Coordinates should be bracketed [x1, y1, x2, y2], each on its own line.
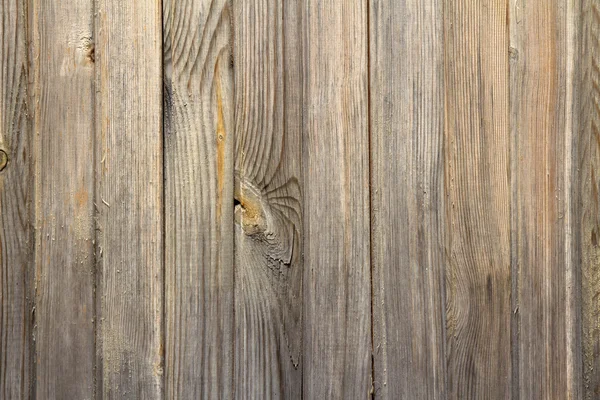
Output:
[0, 150, 8, 171]
[234, 178, 267, 235]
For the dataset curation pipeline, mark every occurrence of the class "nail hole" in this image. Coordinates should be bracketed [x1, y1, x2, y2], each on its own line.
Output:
[0, 150, 8, 172]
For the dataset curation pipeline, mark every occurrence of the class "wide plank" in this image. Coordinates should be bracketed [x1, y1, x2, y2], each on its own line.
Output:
[510, 0, 581, 397]
[369, 0, 446, 398]
[302, 0, 372, 398]
[95, 0, 163, 397]
[163, 0, 235, 397]
[232, 0, 303, 397]
[32, 0, 96, 397]
[0, 0, 33, 397]
[443, 0, 512, 398]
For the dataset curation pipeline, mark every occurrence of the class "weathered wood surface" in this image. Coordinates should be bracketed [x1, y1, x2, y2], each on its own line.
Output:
[32, 0, 96, 398]
[0, 0, 32, 398]
[95, 0, 163, 398]
[444, 1, 512, 398]
[163, 0, 234, 398]
[302, 0, 372, 398]
[369, 0, 446, 398]
[2, 0, 600, 398]
[233, 0, 303, 398]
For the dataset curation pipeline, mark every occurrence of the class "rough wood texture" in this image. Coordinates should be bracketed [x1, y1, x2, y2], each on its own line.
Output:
[31, 0, 95, 398]
[444, 1, 512, 398]
[580, 0, 600, 397]
[95, 0, 163, 398]
[302, 0, 372, 398]
[163, 0, 234, 398]
[0, 0, 33, 398]
[510, 0, 581, 397]
[232, 0, 304, 398]
[369, 0, 446, 398]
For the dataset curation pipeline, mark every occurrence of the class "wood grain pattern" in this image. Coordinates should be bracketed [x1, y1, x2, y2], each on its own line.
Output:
[163, 0, 234, 398]
[0, 0, 33, 397]
[580, 0, 600, 397]
[95, 0, 163, 398]
[31, 0, 95, 397]
[444, 1, 512, 398]
[302, 0, 372, 398]
[510, 0, 580, 397]
[369, 0, 446, 398]
[233, 0, 303, 397]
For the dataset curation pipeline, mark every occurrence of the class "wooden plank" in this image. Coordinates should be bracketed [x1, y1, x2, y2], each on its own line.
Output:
[443, 1, 512, 398]
[0, 0, 33, 397]
[95, 0, 163, 397]
[163, 0, 234, 397]
[32, 0, 95, 398]
[369, 0, 446, 398]
[510, 0, 581, 397]
[232, 0, 303, 397]
[579, 0, 599, 397]
[302, 0, 371, 398]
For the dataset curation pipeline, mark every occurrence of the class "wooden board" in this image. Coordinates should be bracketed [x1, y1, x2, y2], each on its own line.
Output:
[232, 0, 304, 398]
[32, 0, 95, 398]
[369, 0, 446, 398]
[444, 1, 512, 398]
[579, 0, 599, 397]
[163, 0, 234, 397]
[0, 0, 33, 397]
[95, 0, 163, 398]
[510, 0, 581, 397]
[302, 0, 372, 398]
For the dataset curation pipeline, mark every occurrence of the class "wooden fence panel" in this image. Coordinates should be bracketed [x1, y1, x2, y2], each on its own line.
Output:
[32, 0, 96, 397]
[0, 0, 33, 397]
[444, 1, 512, 398]
[95, 0, 163, 398]
[369, 0, 446, 398]
[233, 0, 304, 398]
[163, 0, 234, 398]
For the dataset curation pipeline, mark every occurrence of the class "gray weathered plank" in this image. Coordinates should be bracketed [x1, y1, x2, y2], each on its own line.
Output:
[31, 0, 96, 397]
[95, 0, 163, 397]
[444, 1, 512, 398]
[510, 0, 581, 397]
[369, 0, 446, 398]
[233, 0, 303, 397]
[302, 0, 372, 398]
[163, 0, 234, 397]
[579, 0, 599, 397]
[0, 0, 33, 397]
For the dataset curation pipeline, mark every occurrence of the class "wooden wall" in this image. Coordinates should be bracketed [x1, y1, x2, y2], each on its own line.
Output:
[0, 0, 596, 398]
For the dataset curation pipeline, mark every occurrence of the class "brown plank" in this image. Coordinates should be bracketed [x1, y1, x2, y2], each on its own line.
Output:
[163, 0, 234, 397]
[31, 0, 96, 397]
[510, 0, 581, 397]
[369, 0, 446, 398]
[0, 0, 33, 397]
[94, 0, 163, 397]
[579, 0, 599, 397]
[302, 0, 372, 398]
[443, 0, 512, 398]
[232, 0, 303, 397]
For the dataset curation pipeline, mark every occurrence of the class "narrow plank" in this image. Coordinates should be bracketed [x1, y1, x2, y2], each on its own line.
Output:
[510, 0, 581, 397]
[443, 0, 512, 398]
[31, 0, 96, 397]
[95, 0, 163, 397]
[233, 0, 303, 397]
[0, 0, 33, 397]
[163, 0, 234, 397]
[579, 0, 600, 397]
[369, 0, 446, 398]
[302, 0, 372, 398]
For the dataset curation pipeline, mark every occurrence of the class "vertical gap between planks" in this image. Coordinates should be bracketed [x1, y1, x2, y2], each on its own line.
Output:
[93, 0, 101, 394]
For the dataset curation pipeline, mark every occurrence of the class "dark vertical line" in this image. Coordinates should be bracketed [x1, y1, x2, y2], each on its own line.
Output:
[365, 0, 376, 398]
[160, 0, 165, 398]
[91, 0, 98, 396]
[229, 0, 236, 397]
